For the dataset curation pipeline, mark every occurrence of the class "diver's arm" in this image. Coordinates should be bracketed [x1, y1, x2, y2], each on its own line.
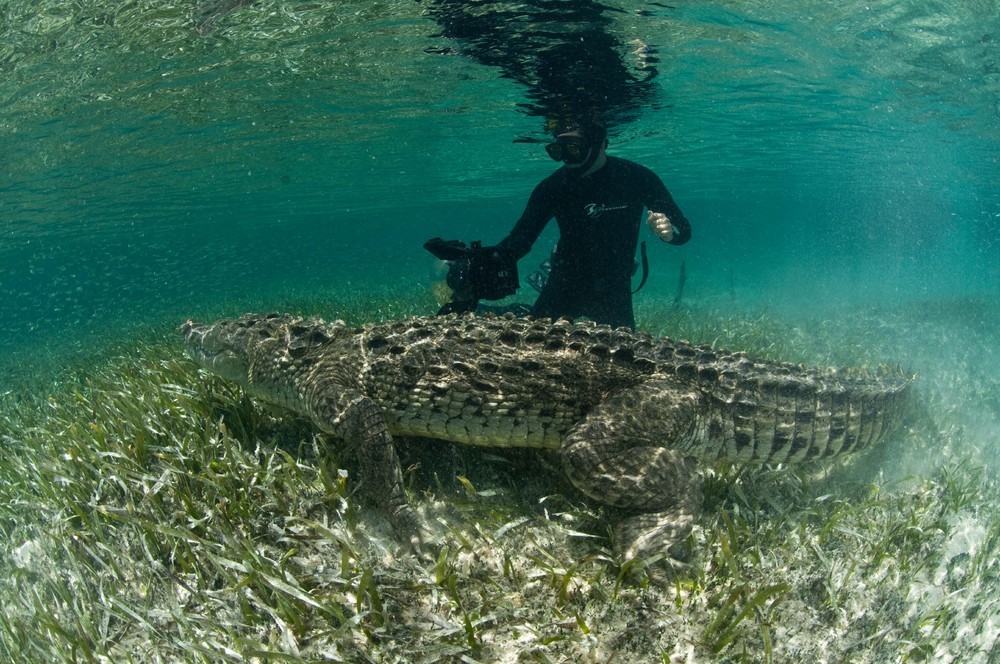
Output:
[641, 168, 691, 246]
[497, 181, 554, 259]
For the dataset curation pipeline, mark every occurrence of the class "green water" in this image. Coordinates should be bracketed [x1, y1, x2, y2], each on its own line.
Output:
[1, 0, 997, 365]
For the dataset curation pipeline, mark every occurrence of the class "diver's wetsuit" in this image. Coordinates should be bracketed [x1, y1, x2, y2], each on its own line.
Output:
[498, 156, 690, 330]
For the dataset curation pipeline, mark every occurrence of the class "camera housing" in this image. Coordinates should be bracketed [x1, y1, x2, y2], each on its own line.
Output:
[424, 238, 519, 314]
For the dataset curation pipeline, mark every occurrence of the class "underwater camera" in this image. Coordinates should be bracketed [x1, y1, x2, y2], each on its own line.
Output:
[424, 237, 519, 315]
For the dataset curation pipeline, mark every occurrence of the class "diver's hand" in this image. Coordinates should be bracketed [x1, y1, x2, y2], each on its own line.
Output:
[647, 211, 675, 242]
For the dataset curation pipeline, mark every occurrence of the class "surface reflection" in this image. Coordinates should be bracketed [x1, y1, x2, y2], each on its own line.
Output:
[422, 0, 661, 132]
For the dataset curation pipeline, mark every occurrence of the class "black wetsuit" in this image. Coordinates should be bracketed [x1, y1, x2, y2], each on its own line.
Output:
[498, 156, 690, 330]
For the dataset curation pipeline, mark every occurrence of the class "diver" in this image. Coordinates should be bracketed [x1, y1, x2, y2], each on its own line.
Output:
[427, 119, 690, 329]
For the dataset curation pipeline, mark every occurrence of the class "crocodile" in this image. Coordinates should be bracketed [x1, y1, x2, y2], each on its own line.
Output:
[179, 312, 912, 564]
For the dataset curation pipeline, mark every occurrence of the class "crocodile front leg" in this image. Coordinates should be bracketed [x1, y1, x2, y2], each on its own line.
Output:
[350, 397, 423, 543]
[313, 388, 423, 546]
[561, 378, 705, 565]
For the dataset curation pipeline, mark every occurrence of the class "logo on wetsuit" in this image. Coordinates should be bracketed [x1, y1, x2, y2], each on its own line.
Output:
[584, 202, 628, 218]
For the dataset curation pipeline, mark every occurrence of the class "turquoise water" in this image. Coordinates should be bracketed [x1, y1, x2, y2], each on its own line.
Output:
[4, 3, 1000, 660]
[1, 0, 998, 373]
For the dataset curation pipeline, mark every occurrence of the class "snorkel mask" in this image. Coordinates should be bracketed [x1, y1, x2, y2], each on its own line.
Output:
[544, 120, 607, 173]
[544, 138, 591, 165]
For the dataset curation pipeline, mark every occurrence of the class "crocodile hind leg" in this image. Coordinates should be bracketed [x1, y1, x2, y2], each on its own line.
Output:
[561, 379, 705, 566]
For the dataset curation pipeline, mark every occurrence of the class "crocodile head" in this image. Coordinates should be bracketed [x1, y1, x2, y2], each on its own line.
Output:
[179, 316, 262, 382]
[180, 312, 349, 383]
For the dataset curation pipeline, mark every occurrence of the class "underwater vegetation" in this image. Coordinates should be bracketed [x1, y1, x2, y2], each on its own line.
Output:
[1, 293, 998, 662]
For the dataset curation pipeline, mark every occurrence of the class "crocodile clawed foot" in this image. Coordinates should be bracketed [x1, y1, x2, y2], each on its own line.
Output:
[409, 525, 441, 564]
[618, 552, 693, 586]
[388, 504, 438, 562]
[614, 508, 699, 583]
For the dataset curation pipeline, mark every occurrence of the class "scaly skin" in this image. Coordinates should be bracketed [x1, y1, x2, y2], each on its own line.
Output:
[179, 312, 912, 564]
